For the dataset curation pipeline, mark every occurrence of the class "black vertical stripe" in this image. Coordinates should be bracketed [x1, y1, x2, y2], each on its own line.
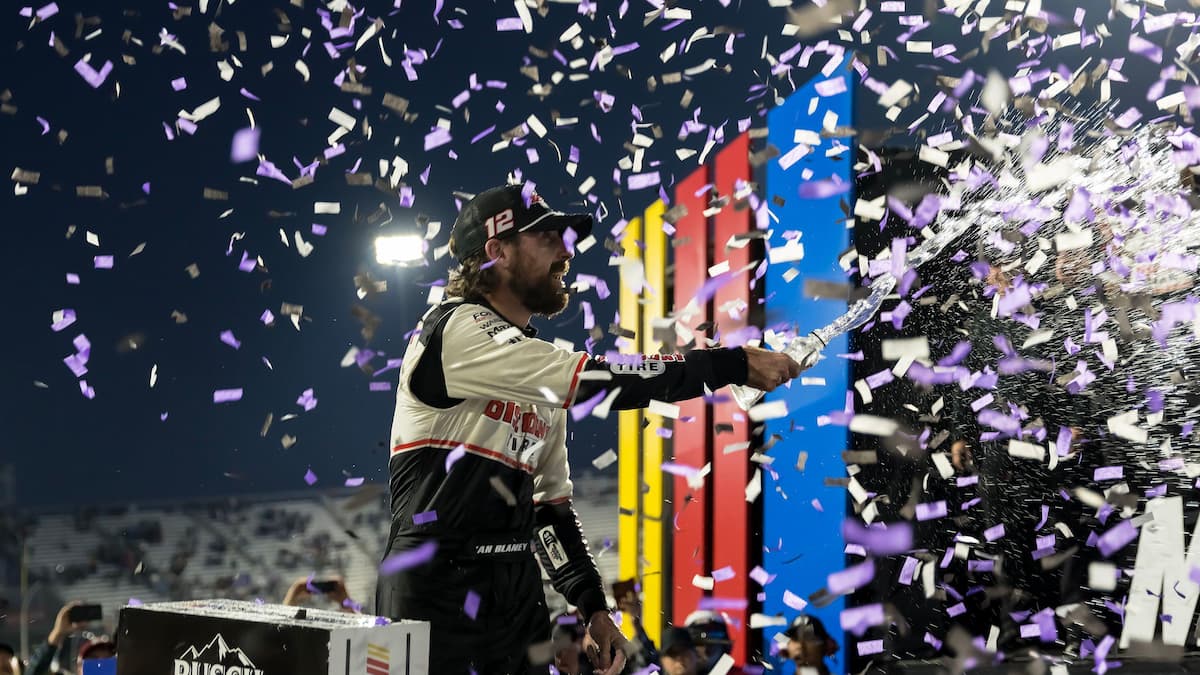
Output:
[344, 638, 350, 675]
[405, 633, 412, 675]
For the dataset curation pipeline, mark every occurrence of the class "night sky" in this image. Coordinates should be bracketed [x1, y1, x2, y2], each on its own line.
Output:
[3, 0, 1184, 515]
[2, 0, 840, 508]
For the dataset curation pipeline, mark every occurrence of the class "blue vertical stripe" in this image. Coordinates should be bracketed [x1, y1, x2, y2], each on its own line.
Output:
[762, 70, 854, 673]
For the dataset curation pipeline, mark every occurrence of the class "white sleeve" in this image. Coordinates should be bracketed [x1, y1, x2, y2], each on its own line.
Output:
[440, 305, 589, 408]
[532, 413, 572, 505]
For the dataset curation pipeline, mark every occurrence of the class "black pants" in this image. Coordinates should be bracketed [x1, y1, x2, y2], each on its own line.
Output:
[376, 551, 552, 674]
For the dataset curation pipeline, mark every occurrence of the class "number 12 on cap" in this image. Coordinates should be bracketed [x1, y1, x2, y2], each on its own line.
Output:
[485, 208, 515, 238]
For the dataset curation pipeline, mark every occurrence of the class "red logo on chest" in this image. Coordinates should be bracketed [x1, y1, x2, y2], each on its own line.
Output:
[482, 400, 548, 439]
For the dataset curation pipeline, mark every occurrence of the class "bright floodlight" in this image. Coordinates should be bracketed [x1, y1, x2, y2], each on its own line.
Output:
[375, 233, 425, 266]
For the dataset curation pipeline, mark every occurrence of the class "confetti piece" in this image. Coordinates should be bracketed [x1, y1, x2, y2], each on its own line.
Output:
[828, 559, 875, 595]
[463, 590, 481, 620]
[848, 415, 898, 436]
[591, 449, 617, 470]
[379, 541, 438, 576]
[1007, 440, 1046, 461]
[230, 127, 260, 162]
[782, 589, 807, 611]
[748, 400, 788, 421]
[296, 388, 318, 411]
[73, 58, 113, 88]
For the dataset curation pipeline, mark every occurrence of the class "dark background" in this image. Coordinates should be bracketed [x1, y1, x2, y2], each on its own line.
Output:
[1, 0, 842, 508]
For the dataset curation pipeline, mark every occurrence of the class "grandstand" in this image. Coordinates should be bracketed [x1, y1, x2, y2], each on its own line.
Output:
[2, 471, 619, 644]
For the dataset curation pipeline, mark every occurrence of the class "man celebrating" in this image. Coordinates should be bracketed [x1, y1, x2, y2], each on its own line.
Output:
[376, 184, 804, 674]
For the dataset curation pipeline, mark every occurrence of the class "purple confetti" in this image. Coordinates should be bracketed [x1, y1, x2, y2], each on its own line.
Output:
[1097, 520, 1138, 558]
[424, 127, 452, 151]
[828, 559, 875, 595]
[712, 566, 736, 582]
[842, 519, 913, 555]
[230, 127, 261, 163]
[379, 541, 438, 575]
[856, 640, 884, 656]
[782, 589, 807, 611]
[51, 309, 77, 332]
[73, 58, 113, 88]
[445, 444, 466, 473]
[213, 388, 243, 403]
[916, 501, 948, 521]
[296, 388, 318, 412]
[464, 590, 481, 620]
[797, 176, 851, 199]
[748, 565, 774, 586]
[840, 603, 885, 636]
[413, 510, 438, 525]
[303, 469, 318, 485]
[698, 597, 750, 611]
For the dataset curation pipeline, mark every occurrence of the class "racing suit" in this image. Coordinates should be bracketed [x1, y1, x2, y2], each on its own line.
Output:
[376, 297, 750, 674]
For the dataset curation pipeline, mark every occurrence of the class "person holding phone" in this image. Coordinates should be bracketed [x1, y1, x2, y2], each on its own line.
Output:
[27, 601, 105, 675]
[377, 184, 804, 675]
[281, 575, 359, 613]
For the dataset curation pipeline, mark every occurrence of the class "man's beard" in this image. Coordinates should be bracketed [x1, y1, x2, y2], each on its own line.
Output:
[509, 255, 569, 317]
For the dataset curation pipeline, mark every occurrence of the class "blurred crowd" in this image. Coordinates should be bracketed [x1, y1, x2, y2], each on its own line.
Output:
[550, 604, 838, 675]
[1, 500, 376, 607]
[0, 493, 835, 674]
[1, 575, 836, 675]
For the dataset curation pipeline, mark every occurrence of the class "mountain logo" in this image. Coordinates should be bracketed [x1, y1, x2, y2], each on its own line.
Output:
[173, 633, 264, 675]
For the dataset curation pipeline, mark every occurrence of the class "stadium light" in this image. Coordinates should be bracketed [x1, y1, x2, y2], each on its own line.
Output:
[374, 233, 426, 267]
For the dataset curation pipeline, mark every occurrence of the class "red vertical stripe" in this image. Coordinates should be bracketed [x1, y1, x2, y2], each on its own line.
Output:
[672, 165, 711, 629]
[712, 133, 751, 665]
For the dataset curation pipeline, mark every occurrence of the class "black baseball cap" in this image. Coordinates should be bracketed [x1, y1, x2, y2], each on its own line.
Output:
[786, 615, 831, 643]
[449, 185, 593, 262]
[685, 610, 732, 646]
[660, 627, 697, 656]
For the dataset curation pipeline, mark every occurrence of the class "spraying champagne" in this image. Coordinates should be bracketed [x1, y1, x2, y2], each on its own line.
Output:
[730, 218, 970, 410]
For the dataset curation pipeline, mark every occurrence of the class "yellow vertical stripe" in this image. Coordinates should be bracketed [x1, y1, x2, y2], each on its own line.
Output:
[640, 200, 666, 647]
[617, 216, 643, 640]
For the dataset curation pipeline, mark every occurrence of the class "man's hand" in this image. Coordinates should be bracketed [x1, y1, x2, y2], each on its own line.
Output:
[582, 610, 628, 675]
[743, 346, 802, 392]
[48, 601, 88, 647]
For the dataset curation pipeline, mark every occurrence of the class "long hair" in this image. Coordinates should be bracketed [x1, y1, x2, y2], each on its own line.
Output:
[445, 250, 501, 301]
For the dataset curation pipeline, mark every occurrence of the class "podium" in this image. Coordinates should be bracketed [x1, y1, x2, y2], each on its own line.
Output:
[115, 599, 429, 675]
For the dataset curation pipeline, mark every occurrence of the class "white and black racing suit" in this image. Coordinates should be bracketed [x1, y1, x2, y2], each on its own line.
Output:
[376, 296, 749, 674]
